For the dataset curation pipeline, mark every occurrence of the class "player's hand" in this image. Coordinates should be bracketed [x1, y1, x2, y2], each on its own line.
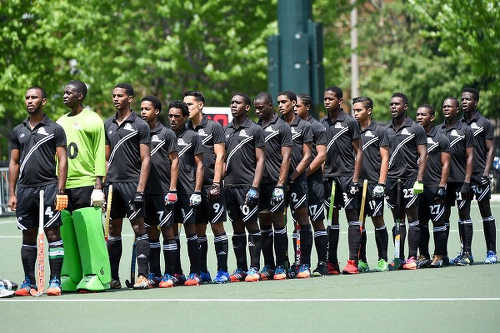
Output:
[373, 183, 385, 199]
[8, 195, 17, 211]
[165, 190, 178, 205]
[481, 176, 490, 187]
[133, 192, 144, 210]
[460, 182, 471, 199]
[412, 181, 424, 195]
[208, 182, 221, 201]
[245, 186, 259, 207]
[55, 194, 68, 211]
[90, 189, 105, 207]
[435, 186, 447, 202]
[271, 186, 284, 206]
[349, 181, 360, 196]
[190, 191, 202, 206]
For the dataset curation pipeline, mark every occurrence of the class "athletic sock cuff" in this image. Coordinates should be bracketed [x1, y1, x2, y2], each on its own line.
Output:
[149, 241, 161, 248]
[214, 234, 228, 242]
[348, 221, 361, 227]
[22, 244, 37, 248]
[375, 225, 387, 231]
[433, 226, 447, 232]
[198, 236, 208, 242]
[328, 225, 340, 230]
[483, 216, 495, 222]
[136, 234, 149, 241]
[314, 230, 328, 237]
[274, 227, 287, 235]
[163, 243, 178, 251]
[187, 235, 198, 241]
[408, 220, 419, 227]
[108, 236, 122, 242]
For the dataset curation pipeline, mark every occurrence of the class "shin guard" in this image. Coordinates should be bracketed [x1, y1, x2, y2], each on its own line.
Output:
[60, 210, 82, 292]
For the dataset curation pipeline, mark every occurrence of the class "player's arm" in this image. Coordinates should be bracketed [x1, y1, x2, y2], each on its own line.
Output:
[169, 151, 179, 191]
[277, 146, 291, 186]
[94, 120, 107, 190]
[194, 153, 204, 192]
[252, 147, 265, 188]
[352, 139, 362, 183]
[483, 139, 494, 177]
[439, 151, 451, 187]
[416, 144, 427, 183]
[306, 144, 326, 177]
[378, 146, 389, 184]
[291, 142, 312, 180]
[464, 146, 473, 183]
[137, 143, 150, 193]
[213, 143, 225, 184]
[8, 149, 20, 211]
[105, 144, 111, 177]
[56, 146, 68, 193]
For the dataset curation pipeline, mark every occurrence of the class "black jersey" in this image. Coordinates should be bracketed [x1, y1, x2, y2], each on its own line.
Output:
[287, 115, 313, 180]
[105, 112, 150, 183]
[461, 111, 494, 181]
[439, 120, 473, 183]
[321, 110, 361, 178]
[305, 115, 327, 180]
[258, 114, 292, 184]
[423, 126, 450, 187]
[9, 115, 67, 187]
[188, 115, 225, 186]
[360, 121, 389, 183]
[175, 127, 203, 195]
[386, 117, 427, 179]
[224, 117, 265, 186]
[147, 122, 177, 195]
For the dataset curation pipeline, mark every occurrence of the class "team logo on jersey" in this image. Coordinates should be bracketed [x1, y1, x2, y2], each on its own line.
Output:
[450, 129, 460, 137]
[123, 123, 134, 131]
[73, 123, 82, 131]
[239, 129, 249, 137]
[265, 126, 274, 132]
[427, 137, 436, 145]
[152, 135, 161, 142]
[400, 128, 411, 135]
[37, 127, 49, 136]
[470, 122, 479, 129]
[198, 129, 207, 136]
[177, 138, 188, 146]
[108, 130, 113, 135]
[364, 130, 374, 137]
[19, 133, 25, 139]
[291, 127, 298, 134]
[334, 122, 344, 129]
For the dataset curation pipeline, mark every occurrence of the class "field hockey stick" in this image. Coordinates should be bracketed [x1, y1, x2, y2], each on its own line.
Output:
[392, 179, 402, 269]
[104, 185, 113, 241]
[125, 240, 137, 288]
[31, 190, 46, 297]
[327, 180, 336, 224]
[294, 217, 301, 267]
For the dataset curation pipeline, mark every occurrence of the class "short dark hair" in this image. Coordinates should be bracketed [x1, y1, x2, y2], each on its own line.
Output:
[254, 92, 273, 105]
[297, 94, 312, 107]
[278, 91, 297, 103]
[27, 86, 46, 99]
[391, 92, 408, 106]
[168, 100, 189, 116]
[67, 80, 87, 99]
[141, 96, 162, 112]
[325, 86, 343, 99]
[352, 96, 373, 110]
[114, 83, 134, 96]
[184, 90, 205, 104]
[462, 87, 479, 101]
[233, 93, 252, 107]
[443, 96, 459, 108]
[418, 103, 434, 115]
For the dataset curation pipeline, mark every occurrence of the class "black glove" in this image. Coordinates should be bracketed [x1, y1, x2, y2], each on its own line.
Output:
[245, 186, 259, 207]
[349, 181, 360, 196]
[460, 182, 471, 200]
[208, 182, 221, 201]
[481, 176, 490, 187]
[133, 192, 144, 210]
[435, 186, 447, 202]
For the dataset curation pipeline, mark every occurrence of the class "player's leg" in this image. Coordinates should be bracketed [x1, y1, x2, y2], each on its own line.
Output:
[106, 183, 125, 288]
[227, 186, 249, 282]
[416, 189, 431, 269]
[289, 179, 312, 278]
[308, 175, 328, 276]
[365, 185, 388, 272]
[429, 196, 447, 268]
[386, 178, 406, 269]
[402, 197, 420, 270]
[324, 178, 341, 274]
[158, 224, 178, 288]
[184, 220, 201, 286]
[144, 196, 162, 287]
[242, 185, 262, 282]
[59, 207, 82, 292]
[196, 186, 212, 283]
[474, 182, 497, 263]
[258, 211, 275, 280]
[342, 176, 362, 275]
[455, 197, 473, 266]
[210, 221, 230, 283]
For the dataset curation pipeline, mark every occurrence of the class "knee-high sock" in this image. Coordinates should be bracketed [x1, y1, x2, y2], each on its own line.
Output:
[444, 221, 450, 256]
[232, 233, 247, 271]
[175, 235, 182, 274]
[186, 234, 201, 275]
[328, 225, 340, 264]
[198, 236, 208, 273]
[359, 229, 367, 262]
[48, 239, 64, 280]
[458, 220, 465, 250]
[433, 224, 447, 256]
[163, 240, 178, 275]
[248, 232, 262, 270]
[419, 221, 430, 258]
[107, 236, 122, 280]
[274, 227, 288, 267]
[300, 224, 313, 266]
[483, 216, 497, 252]
[314, 229, 328, 263]
[462, 219, 473, 253]
[135, 234, 150, 277]
[149, 240, 161, 276]
[375, 225, 388, 261]
[408, 220, 420, 259]
[348, 221, 362, 261]
[214, 233, 228, 272]
[261, 227, 275, 268]
[292, 226, 298, 264]
[21, 244, 37, 282]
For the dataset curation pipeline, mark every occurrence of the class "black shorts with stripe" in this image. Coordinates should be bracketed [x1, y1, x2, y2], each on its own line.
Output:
[286, 177, 308, 212]
[307, 174, 325, 222]
[259, 182, 285, 213]
[173, 191, 196, 225]
[225, 185, 259, 224]
[144, 194, 174, 228]
[16, 183, 61, 230]
[445, 182, 471, 212]
[471, 180, 491, 203]
[363, 183, 384, 217]
[105, 182, 143, 221]
[66, 186, 93, 212]
[418, 186, 446, 224]
[323, 176, 359, 211]
[196, 185, 226, 224]
[385, 176, 419, 210]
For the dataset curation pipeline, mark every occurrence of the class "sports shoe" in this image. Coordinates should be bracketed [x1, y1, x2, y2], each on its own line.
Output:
[358, 260, 369, 273]
[230, 268, 247, 282]
[402, 256, 417, 270]
[110, 279, 122, 289]
[416, 255, 431, 269]
[450, 250, 463, 265]
[273, 265, 287, 280]
[47, 278, 62, 296]
[184, 273, 200, 286]
[159, 274, 175, 288]
[147, 273, 162, 288]
[0, 284, 14, 298]
[200, 271, 212, 284]
[429, 255, 444, 268]
[455, 252, 473, 266]
[296, 264, 311, 279]
[327, 262, 341, 275]
[375, 259, 389, 272]
[342, 260, 359, 274]
[388, 258, 403, 271]
[14, 278, 36, 296]
[213, 270, 230, 284]
[173, 273, 186, 286]
[133, 275, 150, 289]
[312, 261, 328, 277]
[245, 267, 260, 282]
[259, 265, 275, 281]
[287, 264, 298, 279]
[484, 251, 498, 264]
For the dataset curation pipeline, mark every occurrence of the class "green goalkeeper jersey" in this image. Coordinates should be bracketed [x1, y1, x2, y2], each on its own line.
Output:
[57, 108, 106, 189]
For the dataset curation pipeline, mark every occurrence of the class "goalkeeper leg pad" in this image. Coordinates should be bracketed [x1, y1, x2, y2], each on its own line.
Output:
[60, 210, 82, 292]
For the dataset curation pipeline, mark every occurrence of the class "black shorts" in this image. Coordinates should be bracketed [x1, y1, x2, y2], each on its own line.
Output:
[196, 185, 226, 224]
[286, 178, 308, 212]
[105, 182, 143, 221]
[385, 176, 419, 210]
[66, 186, 93, 212]
[418, 186, 446, 224]
[445, 182, 471, 212]
[323, 176, 358, 211]
[363, 183, 384, 217]
[144, 194, 174, 228]
[471, 180, 491, 203]
[173, 192, 196, 225]
[225, 185, 259, 224]
[16, 183, 61, 230]
[307, 175, 325, 222]
[259, 182, 285, 213]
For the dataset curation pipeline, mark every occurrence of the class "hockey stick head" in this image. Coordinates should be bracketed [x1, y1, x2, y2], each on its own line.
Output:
[29, 289, 43, 297]
[125, 280, 133, 288]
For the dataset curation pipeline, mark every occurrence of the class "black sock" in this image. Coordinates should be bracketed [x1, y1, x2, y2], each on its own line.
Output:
[261, 227, 275, 268]
[347, 221, 361, 261]
[135, 234, 150, 277]
[163, 240, 178, 275]
[187, 234, 201, 275]
[214, 233, 228, 272]
[444, 221, 450, 256]
[292, 227, 298, 264]
[375, 226, 388, 261]
[175, 236, 182, 274]
[314, 229, 328, 263]
[107, 236, 122, 280]
[408, 220, 419, 258]
[232, 233, 247, 271]
[274, 227, 288, 267]
[458, 220, 465, 250]
[198, 236, 208, 272]
[21, 244, 37, 282]
[462, 219, 473, 253]
[149, 240, 161, 276]
[248, 232, 262, 270]
[359, 229, 367, 262]
[483, 216, 497, 252]
[433, 224, 447, 256]
[400, 224, 407, 260]
[300, 224, 313, 266]
[328, 225, 339, 264]
[419, 221, 430, 258]
[48, 240, 64, 280]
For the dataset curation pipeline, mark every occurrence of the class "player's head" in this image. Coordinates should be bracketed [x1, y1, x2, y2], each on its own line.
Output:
[461, 87, 479, 113]
[352, 96, 373, 123]
[296, 94, 312, 119]
[25, 86, 47, 114]
[324, 86, 343, 112]
[277, 91, 297, 116]
[63, 80, 87, 108]
[230, 93, 251, 119]
[141, 96, 162, 123]
[112, 83, 134, 111]
[442, 97, 459, 120]
[390, 92, 408, 119]
[416, 104, 434, 128]
[254, 92, 273, 120]
[168, 100, 189, 131]
[183, 90, 205, 120]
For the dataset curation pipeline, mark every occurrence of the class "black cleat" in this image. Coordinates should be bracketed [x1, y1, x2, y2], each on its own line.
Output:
[312, 261, 328, 277]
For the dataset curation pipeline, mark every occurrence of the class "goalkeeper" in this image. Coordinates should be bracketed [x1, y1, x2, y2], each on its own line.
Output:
[57, 80, 110, 292]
